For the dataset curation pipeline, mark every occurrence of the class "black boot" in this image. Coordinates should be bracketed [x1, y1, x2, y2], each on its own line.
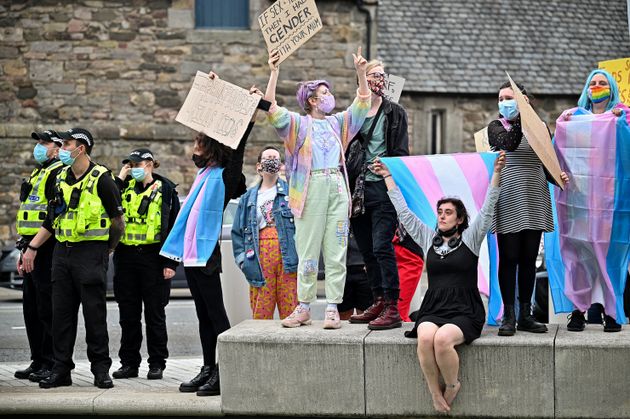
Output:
[517, 302, 548, 333]
[498, 304, 516, 336]
[197, 364, 220, 396]
[179, 365, 213, 393]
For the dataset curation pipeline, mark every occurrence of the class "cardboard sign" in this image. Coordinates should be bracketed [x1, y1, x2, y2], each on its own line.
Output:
[176, 72, 261, 149]
[474, 127, 491, 152]
[506, 72, 564, 189]
[382, 73, 405, 103]
[258, 0, 322, 64]
[598, 57, 630, 105]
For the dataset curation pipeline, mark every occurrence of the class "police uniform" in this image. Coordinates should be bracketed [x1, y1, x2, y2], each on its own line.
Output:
[40, 128, 123, 388]
[112, 149, 180, 379]
[14, 130, 63, 381]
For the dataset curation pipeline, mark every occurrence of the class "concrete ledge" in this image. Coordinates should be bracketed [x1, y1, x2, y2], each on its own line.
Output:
[555, 326, 630, 418]
[365, 324, 557, 418]
[218, 320, 369, 416]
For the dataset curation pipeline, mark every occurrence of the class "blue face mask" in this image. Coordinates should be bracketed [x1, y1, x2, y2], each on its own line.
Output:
[58, 148, 79, 166]
[33, 143, 49, 164]
[498, 99, 519, 120]
[131, 167, 146, 182]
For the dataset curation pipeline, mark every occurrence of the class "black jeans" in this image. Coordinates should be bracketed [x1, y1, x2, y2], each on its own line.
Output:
[113, 244, 171, 369]
[22, 238, 55, 368]
[350, 180, 400, 300]
[497, 230, 542, 306]
[51, 241, 111, 375]
[185, 267, 231, 366]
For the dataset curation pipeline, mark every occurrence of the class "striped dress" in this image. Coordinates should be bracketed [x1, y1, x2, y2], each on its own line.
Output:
[487, 119, 554, 234]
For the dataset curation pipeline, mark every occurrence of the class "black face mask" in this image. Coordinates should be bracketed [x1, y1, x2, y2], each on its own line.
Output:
[192, 154, 208, 168]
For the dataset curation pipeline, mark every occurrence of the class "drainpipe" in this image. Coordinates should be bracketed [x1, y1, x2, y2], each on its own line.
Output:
[356, 0, 374, 60]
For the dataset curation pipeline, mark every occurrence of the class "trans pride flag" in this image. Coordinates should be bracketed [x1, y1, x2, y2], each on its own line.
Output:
[545, 107, 630, 323]
[382, 153, 502, 326]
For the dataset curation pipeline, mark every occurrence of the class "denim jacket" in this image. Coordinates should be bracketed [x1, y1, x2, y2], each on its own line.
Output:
[231, 178, 298, 287]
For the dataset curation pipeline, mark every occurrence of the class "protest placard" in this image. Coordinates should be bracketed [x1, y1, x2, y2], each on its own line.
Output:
[474, 127, 491, 152]
[381, 73, 405, 103]
[506, 72, 564, 189]
[176, 71, 261, 149]
[258, 0, 322, 64]
[598, 57, 630, 105]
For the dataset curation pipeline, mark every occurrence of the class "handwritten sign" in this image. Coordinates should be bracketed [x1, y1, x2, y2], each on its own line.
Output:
[474, 127, 491, 152]
[381, 73, 405, 103]
[598, 57, 630, 105]
[176, 72, 261, 149]
[258, 0, 322, 64]
[506, 72, 564, 189]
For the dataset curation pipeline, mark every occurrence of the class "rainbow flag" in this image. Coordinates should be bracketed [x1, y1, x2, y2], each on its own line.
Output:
[382, 153, 502, 326]
[545, 107, 630, 322]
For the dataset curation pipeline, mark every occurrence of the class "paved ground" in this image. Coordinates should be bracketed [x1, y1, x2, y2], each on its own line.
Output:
[0, 357, 223, 416]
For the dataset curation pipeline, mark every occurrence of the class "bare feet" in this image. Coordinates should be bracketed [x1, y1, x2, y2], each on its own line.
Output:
[431, 392, 451, 413]
[444, 380, 461, 407]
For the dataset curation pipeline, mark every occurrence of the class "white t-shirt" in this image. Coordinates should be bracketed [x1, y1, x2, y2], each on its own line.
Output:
[256, 186, 277, 230]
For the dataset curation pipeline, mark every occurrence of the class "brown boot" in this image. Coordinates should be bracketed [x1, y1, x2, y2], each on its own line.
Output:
[368, 300, 402, 330]
[349, 297, 385, 323]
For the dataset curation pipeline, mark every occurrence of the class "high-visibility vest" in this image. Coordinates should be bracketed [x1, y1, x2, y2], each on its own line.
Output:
[120, 179, 162, 245]
[16, 160, 63, 236]
[54, 165, 111, 243]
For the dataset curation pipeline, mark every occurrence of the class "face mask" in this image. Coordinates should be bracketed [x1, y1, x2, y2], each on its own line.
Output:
[368, 78, 385, 96]
[588, 85, 611, 104]
[498, 99, 519, 120]
[318, 94, 336, 114]
[260, 158, 281, 174]
[59, 147, 80, 166]
[33, 143, 49, 164]
[192, 154, 208, 169]
[131, 167, 146, 181]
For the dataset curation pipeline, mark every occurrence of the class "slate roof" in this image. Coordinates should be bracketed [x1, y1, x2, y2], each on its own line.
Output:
[377, 0, 630, 95]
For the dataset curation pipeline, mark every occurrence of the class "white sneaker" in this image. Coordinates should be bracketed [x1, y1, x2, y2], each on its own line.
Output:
[323, 308, 341, 329]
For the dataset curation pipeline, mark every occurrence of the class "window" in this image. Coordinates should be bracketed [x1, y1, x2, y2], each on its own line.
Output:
[428, 109, 445, 154]
[195, 0, 249, 29]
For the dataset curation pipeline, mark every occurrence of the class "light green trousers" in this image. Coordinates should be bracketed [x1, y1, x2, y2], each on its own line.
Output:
[294, 171, 349, 304]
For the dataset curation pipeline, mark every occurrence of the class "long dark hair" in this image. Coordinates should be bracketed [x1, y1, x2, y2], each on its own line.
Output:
[193, 132, 233, 168]
[436, 197, 469, 233]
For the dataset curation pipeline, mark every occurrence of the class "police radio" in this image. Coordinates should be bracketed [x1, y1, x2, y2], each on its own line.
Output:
[136, 184, 160, 216]
[19, 179, 32, 202]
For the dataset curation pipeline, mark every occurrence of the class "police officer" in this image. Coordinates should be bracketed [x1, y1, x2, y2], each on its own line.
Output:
[112, 148, 180, 380]
[21, 128, 125, 389]
[14, 130, 63, 382]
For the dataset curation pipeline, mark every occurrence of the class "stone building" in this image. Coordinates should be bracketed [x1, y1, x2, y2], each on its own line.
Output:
[0, 0, 628, 247]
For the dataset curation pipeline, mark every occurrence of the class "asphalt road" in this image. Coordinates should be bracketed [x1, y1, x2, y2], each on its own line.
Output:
[0, 289, 203, 364]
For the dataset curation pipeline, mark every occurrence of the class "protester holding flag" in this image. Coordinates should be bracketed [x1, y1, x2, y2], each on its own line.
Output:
[552, 69, 628, 333]
[346, 59, 410, 330]
[161, 72, 262, 397]
[372, 151, 505, 413]
[487, 81, 568, 337]
[264, 47, 371, 329]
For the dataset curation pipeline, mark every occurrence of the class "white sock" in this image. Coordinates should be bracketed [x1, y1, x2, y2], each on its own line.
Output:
[327, 303, 337, 311]
[299, 302, 310, 310]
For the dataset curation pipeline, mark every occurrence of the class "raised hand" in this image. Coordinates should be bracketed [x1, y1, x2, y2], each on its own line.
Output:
[268, 50, 281, 71]
[352, 46, 368, 74]
[494, 150, 506, 172]
[249, 85, 264, 97]
[208, 71, 219, 80]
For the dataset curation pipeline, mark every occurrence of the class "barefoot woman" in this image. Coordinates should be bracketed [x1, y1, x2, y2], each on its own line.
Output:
[372, 151, 505, 413]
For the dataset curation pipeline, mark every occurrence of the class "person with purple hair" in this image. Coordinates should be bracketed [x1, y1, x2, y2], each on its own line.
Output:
[264, 47, 370, 329]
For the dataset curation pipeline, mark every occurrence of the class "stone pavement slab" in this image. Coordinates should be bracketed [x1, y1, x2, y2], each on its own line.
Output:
[0, 357, 222, 416]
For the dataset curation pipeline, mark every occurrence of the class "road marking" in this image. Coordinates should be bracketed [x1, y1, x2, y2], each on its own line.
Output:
[11, 326, 25, 330]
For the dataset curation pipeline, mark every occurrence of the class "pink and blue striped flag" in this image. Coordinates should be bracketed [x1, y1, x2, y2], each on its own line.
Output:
[545, 107, 630, 322]
[382, 153, 502, 326]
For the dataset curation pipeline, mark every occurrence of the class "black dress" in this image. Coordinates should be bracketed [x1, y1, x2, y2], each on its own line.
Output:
[404, 244, 485, 344]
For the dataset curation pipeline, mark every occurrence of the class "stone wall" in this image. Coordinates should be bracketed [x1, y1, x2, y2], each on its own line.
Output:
[0, 0, 368, 246]
[0, 0, 580, 248]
